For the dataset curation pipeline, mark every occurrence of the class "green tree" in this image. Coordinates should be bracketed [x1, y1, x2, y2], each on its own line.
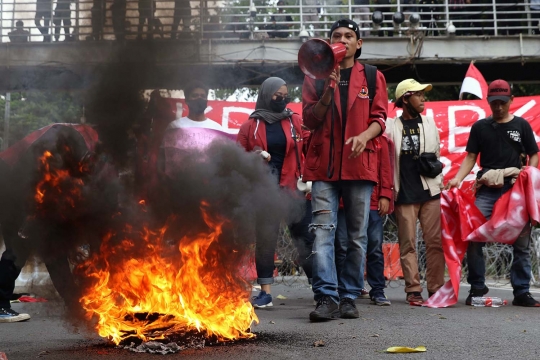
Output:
[0, 91, 83, 147]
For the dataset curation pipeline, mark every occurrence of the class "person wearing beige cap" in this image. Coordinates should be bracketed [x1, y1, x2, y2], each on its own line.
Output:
[385, 79, 445, 304]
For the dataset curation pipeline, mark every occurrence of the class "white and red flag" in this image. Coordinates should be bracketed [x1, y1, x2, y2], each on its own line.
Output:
[459, 61, 489, 100]
[424, 167, 540, 308]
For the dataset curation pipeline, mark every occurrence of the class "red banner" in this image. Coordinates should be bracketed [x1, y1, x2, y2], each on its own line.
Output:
[425, 167, 540, 308]
[171, 96, 540, 183]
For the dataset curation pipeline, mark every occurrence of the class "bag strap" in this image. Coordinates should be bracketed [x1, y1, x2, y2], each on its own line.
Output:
[290, 117, 302, 176]
[364, 63, 377, 109]
[487, 116, 525, 166]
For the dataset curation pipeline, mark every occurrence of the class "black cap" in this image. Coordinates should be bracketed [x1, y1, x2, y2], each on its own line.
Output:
[328, 19, 362, 59]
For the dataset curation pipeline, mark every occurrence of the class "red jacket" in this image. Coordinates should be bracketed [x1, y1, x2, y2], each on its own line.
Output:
[237, 113, 310, 190]
[302, 62, 388, 182]
[370, 134, 395, 214]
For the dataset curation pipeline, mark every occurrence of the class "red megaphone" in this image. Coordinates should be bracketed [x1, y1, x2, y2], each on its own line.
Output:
[298, 39, 347, 89]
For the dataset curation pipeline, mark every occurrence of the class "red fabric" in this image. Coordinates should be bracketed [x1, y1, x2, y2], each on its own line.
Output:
[424, 167, 540, 308]
[236, 113, 310, 190]
[370, 134, 394, 213]
[0, 124, 98, 168]
[17, 295, 48, 302]
[151, 96, 540, 187]
[301, 62, 388, 182]
[423, 187, 485, 308]
[466, 166, 540, 243]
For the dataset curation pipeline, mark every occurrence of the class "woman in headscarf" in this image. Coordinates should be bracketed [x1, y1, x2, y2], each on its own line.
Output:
[237, 77, 313, 308]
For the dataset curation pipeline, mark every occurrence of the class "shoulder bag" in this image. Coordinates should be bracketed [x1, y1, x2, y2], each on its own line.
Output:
[403, 122, 443, 178]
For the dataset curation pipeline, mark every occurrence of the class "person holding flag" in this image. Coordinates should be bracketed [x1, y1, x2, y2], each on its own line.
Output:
[446, 79, 540, 307]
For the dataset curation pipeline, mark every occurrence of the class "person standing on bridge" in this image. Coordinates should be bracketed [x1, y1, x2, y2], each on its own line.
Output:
[137, 0, 157, 40]
[53, 0, 74, 41]
[385, 79, 445, 304]
[111, 0, 127, 41]
[35, 0, 53, 42]
[446, 79, 540, 307]
[171, 0, 192, 39]
[302, 19, 388, 321]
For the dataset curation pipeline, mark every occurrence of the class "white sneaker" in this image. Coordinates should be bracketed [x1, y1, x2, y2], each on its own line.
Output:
[0, 307, 31, 323]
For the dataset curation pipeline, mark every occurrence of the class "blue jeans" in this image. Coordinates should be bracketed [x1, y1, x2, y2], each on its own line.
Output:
[467, 184, 532, 296]
[365, 210, 386, 296]
[310, 180, 373, 303]
[335, 209, 386, 297]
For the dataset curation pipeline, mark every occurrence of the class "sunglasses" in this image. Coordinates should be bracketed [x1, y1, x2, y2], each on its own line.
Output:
[274, 94, 291, 104]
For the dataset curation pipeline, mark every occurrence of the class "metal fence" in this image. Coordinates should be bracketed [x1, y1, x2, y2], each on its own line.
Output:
[1, 0, 539, 43]
[273, 215, 540, 290]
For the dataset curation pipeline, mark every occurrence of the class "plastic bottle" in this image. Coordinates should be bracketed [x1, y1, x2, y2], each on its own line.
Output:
[471, 297, 508, 307]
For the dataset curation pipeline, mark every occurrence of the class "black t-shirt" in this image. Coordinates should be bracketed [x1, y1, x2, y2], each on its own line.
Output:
[266, 121, 287, 182]
[466, 116, 539, 172]
[397, 116, 440, 205]
[338, 67, 352, 135]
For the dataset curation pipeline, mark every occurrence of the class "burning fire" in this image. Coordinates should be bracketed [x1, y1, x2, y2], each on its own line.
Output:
[77, 202, 259, 345]
[34, 150, 84, 211]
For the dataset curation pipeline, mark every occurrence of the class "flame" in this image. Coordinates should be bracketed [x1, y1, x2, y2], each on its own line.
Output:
[78, 202, 258, 345]
[34, 150, 84, 212]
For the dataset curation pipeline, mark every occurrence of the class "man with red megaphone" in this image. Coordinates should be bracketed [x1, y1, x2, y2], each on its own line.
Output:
[301, 19, 388, 322]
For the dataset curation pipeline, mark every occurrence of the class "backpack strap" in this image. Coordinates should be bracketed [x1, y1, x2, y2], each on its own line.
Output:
[363, 63, 377, 110]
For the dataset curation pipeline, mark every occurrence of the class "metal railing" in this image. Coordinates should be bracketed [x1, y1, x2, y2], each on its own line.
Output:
[0, 0, 539, 43]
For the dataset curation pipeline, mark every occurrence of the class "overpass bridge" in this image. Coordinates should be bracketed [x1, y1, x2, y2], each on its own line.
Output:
[0, 0, 539, 90]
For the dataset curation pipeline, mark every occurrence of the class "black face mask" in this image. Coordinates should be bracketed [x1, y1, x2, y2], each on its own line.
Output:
[270, 99, 287, 113]
[186, 98, 208, 115]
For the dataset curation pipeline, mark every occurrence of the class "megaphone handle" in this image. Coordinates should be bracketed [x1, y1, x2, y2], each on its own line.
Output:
[328, 65, 340, 89]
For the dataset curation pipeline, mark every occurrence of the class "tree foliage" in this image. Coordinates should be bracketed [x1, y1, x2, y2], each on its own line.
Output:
[0, 91, 83, 147]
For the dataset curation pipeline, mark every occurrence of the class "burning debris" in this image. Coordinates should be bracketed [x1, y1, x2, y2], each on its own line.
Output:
[69, 141, 301, 351]
[1, 68, 302, 350]
[76, 203, 258, 347]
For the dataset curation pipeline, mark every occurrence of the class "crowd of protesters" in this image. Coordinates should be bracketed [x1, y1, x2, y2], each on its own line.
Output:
[241, 18, 540, 321]
[2, 16, 540, 325]
[6, 0, 540, 42]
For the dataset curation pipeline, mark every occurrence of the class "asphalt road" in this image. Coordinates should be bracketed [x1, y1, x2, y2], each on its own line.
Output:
[1, 281, 539, 360]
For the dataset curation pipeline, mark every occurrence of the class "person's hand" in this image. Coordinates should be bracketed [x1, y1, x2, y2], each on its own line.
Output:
[345, 132, 370, 159]
[255, 149, 271, 162]
[325, 67, 340, 89]
[445, 178, 460, 190]
[378, 198, 390, 216]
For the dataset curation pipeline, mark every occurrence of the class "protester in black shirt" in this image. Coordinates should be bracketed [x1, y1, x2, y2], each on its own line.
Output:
[446, 79, 540, 307]
[385, 79, 445, 304]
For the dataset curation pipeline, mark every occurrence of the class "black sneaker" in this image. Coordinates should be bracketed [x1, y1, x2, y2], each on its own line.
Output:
[309, 296, 340, 322]
[0, 307, 31, 323]
[512, 292, 540, 307]
[465, 285, 489, 306]
[339, 297, 359, 318]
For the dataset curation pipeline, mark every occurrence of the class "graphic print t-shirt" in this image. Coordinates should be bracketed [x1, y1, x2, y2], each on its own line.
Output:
[466, 116, 539, 172]
[397, 117, 439, 205]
